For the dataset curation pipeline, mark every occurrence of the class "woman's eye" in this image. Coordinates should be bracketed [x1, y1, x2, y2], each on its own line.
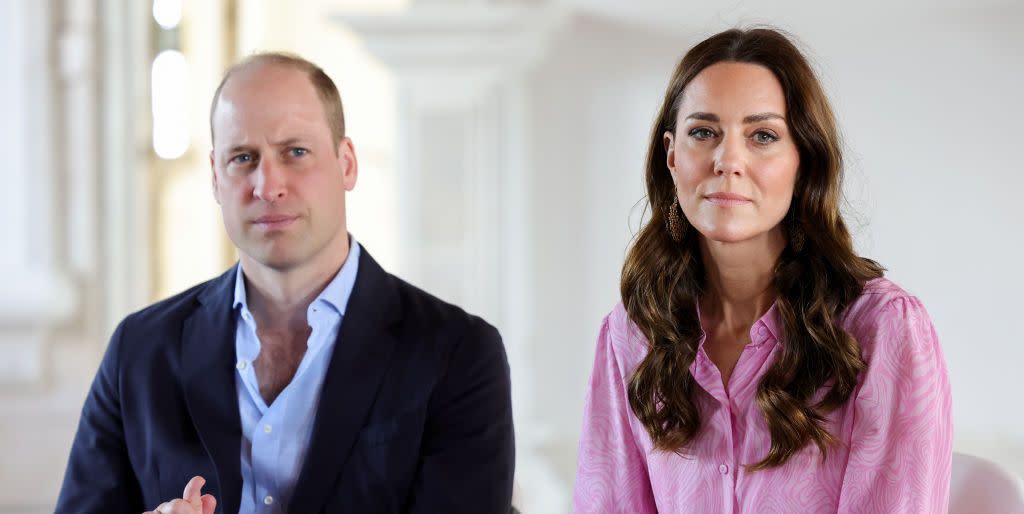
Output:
[753, 131, 779, 144]
[688, 127, 716, 140]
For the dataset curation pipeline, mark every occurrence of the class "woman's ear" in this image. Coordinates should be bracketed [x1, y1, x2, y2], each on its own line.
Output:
[664, 130, 677, 180]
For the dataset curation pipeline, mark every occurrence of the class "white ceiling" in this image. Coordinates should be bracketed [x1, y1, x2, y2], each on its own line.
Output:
[563, 0, 1024, 38]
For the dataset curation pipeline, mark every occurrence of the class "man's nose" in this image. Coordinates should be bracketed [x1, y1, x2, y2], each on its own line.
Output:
[252, 157, 286, 201]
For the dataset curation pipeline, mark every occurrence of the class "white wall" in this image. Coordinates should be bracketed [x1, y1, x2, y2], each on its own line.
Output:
[808, 7, 1024, 470]
[526, 15, 678, 485]
[525, 1, 1024, 499]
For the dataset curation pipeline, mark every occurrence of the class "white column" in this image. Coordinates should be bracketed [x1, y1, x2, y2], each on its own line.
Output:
[0, 0, 148, 509]
[99, 0, 152, 335]
[0, 0, 77, 386]
[335, 3, 570, 511]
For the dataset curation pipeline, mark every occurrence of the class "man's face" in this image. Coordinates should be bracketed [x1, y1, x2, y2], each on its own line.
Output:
[210, 64, 357, 272]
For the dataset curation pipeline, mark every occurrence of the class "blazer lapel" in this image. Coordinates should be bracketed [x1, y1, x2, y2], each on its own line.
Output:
[288, 248, 402, 514]
[181, 266, 243, 514]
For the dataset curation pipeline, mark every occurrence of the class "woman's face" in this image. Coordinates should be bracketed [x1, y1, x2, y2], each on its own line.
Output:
[665, 61, 800, 246]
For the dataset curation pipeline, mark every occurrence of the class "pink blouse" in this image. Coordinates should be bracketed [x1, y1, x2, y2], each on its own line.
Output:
[574, 278, 952, 513]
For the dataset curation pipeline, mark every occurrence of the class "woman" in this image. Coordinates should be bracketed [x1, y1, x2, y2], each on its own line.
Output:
[574, 28, 952, 513]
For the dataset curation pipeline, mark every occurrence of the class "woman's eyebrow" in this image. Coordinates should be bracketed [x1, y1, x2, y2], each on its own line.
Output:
[685, 111, 719, 122]
[743, 112, 786, 123]
[683, 112, 786, 123]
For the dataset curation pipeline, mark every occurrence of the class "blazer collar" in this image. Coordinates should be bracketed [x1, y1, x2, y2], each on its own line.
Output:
[182, 265, 244, 514]
[288, 246, 402, 513]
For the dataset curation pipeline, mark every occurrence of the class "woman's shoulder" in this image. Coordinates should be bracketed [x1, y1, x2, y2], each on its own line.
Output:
[850, 276, 913, 310]
[601, 302, 653, 367]
[846, 276, 925, 318]
[843, 277, 939, 358]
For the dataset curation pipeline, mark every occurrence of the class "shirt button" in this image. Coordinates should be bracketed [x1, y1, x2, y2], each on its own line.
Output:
[264, 495, 274, 505]
[263, 424, 273, 434]
[719, 464, 730, 475]
[242, 311, 251, 321]
[236, 360, 247, 370]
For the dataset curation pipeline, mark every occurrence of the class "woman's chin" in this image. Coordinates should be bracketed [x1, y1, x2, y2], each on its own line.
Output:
[699, 228, 790, 249]
[695, 227, 758, 245]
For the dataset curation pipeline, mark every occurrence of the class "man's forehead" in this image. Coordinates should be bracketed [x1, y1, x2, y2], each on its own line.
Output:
[218, 63, 317, 106]
[213, 102, 322, 141]
[213, 68, 326, 134]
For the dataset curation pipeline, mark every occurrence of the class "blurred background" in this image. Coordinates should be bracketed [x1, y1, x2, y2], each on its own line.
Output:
[1, 0, 1022, 512]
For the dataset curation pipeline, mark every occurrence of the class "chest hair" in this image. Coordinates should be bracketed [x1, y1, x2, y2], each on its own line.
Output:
[253, 327, 311, 405]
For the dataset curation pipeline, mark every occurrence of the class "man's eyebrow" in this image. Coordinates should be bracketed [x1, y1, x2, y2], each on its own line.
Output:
[224, 144, 254, 155]
[271, 137, 307, 147]
[220, 138, 309, 156]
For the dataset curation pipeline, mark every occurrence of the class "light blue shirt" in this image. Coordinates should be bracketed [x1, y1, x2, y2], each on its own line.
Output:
[231, 240, 361, 514]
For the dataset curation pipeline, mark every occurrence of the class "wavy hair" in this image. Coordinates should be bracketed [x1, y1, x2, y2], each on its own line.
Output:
[622, 28, 884, 470]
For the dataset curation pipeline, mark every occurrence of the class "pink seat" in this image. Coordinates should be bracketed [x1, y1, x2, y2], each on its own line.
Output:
[949, 452, 1024, 513]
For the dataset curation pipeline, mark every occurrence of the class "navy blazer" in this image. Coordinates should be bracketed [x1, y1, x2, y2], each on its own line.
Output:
[56, 248, 515, 513]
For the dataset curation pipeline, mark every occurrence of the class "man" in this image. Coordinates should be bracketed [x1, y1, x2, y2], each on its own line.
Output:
[56, 53, 515, 514]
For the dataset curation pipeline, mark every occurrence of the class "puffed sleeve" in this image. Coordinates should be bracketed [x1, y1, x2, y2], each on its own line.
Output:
[837, 295, 953, 513]
[574, 314, 658, 513]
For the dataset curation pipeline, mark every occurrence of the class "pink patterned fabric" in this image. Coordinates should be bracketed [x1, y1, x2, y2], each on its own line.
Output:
[574, 278, 953, 513]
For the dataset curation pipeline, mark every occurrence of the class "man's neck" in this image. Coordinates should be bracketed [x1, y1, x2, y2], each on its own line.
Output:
[240, 235, 350, 332]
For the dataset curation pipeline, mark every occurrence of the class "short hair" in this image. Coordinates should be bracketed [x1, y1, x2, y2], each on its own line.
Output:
[209, 52, 346, 147]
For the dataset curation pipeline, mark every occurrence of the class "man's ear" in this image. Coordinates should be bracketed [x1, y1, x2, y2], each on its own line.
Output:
[210, 150, 221, 205]
[338, 137, 358, 192]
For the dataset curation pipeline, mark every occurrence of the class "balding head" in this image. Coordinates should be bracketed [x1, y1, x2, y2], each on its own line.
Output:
[209, 52, 345, 148]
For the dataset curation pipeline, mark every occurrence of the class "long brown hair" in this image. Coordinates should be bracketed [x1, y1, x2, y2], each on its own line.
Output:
[621, 27, 884, 470]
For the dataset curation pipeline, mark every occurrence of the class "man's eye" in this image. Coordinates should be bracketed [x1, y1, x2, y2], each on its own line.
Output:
[753, 131, 779, 144]
[231, 153, 253, 164]
[688, 127, 716, 140]
[289, 148, 309, 157]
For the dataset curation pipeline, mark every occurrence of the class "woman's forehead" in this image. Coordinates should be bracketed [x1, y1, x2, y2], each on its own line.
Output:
[679, 62, 787, 119]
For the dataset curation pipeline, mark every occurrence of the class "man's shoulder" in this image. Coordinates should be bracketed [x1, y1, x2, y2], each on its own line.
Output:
[384, 274, 508, 396]
[388, 274, 496, 338]
[118, 269, 231, 335]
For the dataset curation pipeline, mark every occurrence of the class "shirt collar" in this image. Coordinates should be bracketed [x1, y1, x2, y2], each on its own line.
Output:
[694, 299, 783, 348]
[755, 303, 782, 344]
[233, 236, 362, 318]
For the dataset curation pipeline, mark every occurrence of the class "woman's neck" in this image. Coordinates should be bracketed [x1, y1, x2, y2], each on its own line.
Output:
[699, 228, 785, 331]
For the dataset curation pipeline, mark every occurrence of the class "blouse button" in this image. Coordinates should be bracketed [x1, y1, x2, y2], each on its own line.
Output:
[719, 464, 730, 475]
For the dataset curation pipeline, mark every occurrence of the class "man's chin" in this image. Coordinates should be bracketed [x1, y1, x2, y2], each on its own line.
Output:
[244, 247, 305, 272]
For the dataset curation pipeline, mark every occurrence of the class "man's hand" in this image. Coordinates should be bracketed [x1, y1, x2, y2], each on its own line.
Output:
[142, 475, 217, 514]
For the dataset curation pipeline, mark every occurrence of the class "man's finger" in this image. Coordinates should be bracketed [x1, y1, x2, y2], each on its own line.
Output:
[156, 500, 186, 514]
[182, 475, 206, 503]
[201, 493, 217, 514]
